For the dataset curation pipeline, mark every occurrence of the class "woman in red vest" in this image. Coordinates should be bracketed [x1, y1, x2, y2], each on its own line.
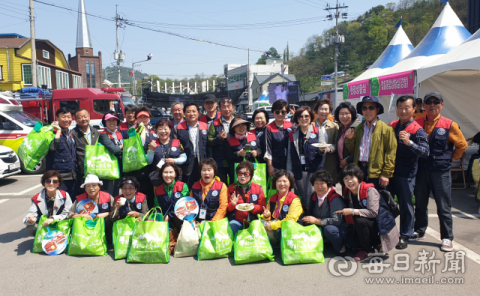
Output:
[227, 161, 266, 234]
[154, 163, 189, 231]
[111, 176, 149, 221]
[337, 164, 399, 261]
[98, 111, 123, 197]
[147, 119, 187, 170]
[189, 158, 228, 222]
[262, 170, 303, 243]
[70, 174, 114, 220]
[226, 118, 259, 182]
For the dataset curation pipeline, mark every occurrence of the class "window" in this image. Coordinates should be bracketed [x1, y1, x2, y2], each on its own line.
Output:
[0, 66, 2, 80]
[94, 100, 124, 120]
[91, 63, 95, 88]
[72, 74, 82, 88]
[59, 101, 80, 115]
[22, 64, 33, 85]
[37, 65, 52, 88]
[56, 70, 69, 89]
[8, 112, 42, 127]
[42, 50, 50, 59]
[86, 61, 90, 87]
[86, 50, 89, 54]
[0, 115, 21, 130]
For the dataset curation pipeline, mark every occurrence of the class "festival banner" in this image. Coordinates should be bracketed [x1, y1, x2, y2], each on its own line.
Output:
[344, 79, 370, 100]
[371, 70, 415, 96]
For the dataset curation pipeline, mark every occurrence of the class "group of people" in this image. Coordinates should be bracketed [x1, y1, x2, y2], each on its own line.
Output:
[22, 91, 467, 261]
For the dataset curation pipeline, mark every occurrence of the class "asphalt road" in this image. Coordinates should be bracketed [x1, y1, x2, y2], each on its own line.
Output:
[0, 174, 479, 295]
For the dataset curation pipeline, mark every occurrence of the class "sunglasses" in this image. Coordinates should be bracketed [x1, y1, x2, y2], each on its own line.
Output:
[237, 172, 250, 177]
[274, 110, 288, 115]
[45, 179, 59, 184]
[361, 106, 377, 111]
[299, 115, 310, 119]
[425, 100, 441, 105]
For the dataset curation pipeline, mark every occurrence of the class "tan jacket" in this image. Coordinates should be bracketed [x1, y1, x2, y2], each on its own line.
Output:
[316, 119, 339, 183]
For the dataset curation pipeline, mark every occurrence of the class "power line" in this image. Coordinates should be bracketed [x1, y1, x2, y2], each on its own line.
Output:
[0, 12, 29, 20]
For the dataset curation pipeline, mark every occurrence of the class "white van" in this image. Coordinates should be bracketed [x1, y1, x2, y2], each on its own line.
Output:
[0, 93, 45, 174]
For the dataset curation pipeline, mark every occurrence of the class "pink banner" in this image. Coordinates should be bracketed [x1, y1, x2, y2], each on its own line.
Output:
[345, 79, 370, 99]
[375, 70, 415, 96]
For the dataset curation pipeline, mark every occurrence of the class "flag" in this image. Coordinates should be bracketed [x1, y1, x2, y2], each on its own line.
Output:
[440, 0, 448, 6]
[395, 16, 402, 28]
[129, 71, 133, 77]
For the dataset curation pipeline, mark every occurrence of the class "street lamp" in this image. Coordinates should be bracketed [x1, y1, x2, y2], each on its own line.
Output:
[132, 53, 152, 96]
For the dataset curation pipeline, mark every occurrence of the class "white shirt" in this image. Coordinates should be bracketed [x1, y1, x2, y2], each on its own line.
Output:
[187, 121, 199, 155]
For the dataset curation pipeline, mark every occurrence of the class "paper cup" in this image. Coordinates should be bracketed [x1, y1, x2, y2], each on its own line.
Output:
[119, 197, 126, 206]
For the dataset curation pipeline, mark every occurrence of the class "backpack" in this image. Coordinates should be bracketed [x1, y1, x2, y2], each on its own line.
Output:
[377, 190, 400, 218]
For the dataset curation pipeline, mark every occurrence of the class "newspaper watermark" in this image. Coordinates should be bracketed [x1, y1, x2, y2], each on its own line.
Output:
[328, 249, 466, 284]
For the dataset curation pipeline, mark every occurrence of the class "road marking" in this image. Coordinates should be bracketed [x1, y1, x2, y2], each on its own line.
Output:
[0, 184, 43, 196]
[0, 199, 9, 204]
[426, 227, 480, 265]
[428, 213, 480, 219]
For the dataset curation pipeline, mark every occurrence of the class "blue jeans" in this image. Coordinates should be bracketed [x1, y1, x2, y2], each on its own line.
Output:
[230, 220, 243, 235]
[323, 224, 348, 254]
[414, 169, 453, 240]
[389, 176, 415, 237]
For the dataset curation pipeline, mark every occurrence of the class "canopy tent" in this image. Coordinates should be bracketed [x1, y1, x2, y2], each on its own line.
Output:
[352, 25, 414, 82]
[417, 29, 480, 137]
[380, 2, 471, 77]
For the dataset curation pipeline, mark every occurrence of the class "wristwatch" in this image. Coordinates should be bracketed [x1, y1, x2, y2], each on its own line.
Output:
[408, 140, 413, 146]
[351, 209, 355, 216]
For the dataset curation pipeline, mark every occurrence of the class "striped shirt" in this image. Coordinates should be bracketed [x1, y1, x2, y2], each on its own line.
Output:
[359, 119, 377, 162]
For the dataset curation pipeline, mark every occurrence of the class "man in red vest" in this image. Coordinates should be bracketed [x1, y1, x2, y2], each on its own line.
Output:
[388, 96, 429, 250]
[412, 92, 467, 252]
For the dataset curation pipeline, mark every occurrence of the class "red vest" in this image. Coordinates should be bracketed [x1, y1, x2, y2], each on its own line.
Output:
[390, 119, 421, 134]
[191, 180, 224, 220]
[310, 187, 341, 207]
[269, 191, 299, 220]
[343, 182, 374, 224]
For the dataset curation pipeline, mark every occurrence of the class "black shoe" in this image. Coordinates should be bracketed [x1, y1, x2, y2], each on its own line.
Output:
[396, 236, 408, 250]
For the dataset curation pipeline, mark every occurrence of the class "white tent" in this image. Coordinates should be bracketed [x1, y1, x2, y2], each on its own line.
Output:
[352, 25, 414, 82]
[417, 29, 480, 137]
[380, 2, 471, 76]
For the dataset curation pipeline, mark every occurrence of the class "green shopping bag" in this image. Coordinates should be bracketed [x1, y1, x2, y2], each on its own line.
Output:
[67, 217, 107, 256]
[234, 158, 268, 198]
[234, 219, 274, 265]
[84, 138, 120, 180]
[280, 220, 324, 265]
[32, 216, 72, 253]
[266, 177, 278, 203]
[198, 218, 234, 261]
[17, 122, 55, 171]
[122, 127, 148, 173]
[112, 216, 137, 260]
[126, 207, 169, 263]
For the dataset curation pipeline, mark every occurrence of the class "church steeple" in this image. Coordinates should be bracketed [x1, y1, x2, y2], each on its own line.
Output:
[76, 0, 92, 48]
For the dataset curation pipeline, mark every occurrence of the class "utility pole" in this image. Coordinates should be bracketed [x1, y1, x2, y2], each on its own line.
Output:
[247, 49, 252, 108]
[325, 1, 348, 106]
[114, 6, 125, 87]
[29, 0, 37, 87]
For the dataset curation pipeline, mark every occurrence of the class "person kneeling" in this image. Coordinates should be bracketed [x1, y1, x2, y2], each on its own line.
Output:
[302, 170, 348, 255]
[338, 164, 399, 261]
[111, 177, 149, 221]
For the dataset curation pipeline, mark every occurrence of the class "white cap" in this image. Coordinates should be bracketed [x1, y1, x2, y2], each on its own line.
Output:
[80, 174, 103, 188]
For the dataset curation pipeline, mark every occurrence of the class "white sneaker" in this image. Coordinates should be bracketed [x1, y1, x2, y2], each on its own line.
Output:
[441, 239, 453, 252]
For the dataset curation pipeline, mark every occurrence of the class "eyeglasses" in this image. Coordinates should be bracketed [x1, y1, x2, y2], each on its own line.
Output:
[45, 179, 59, 184]
[361, 106, 377, 111]
[237, 172, 250, 177]
[425, 100, 441, 105]
[299, 115, 310, 119]
[274, 110, 288, 115]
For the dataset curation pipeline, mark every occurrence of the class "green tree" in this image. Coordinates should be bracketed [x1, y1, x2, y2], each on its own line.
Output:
[256, 47, 281, 64]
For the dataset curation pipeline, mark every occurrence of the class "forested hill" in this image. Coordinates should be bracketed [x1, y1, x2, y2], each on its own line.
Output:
[288, 0, 468, 94]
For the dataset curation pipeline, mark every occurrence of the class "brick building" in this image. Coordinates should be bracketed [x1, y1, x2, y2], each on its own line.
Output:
[68, 0, 102, 88]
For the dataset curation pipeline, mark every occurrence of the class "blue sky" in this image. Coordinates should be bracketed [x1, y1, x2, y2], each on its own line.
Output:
[2, 0, 394, 78]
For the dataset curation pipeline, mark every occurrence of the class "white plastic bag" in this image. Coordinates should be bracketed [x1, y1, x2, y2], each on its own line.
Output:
[174, 221, 199, 258]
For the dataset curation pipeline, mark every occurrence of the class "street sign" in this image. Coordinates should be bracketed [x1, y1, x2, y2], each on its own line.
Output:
[321, 75, 332, 80]
[321, 81, 334, 86]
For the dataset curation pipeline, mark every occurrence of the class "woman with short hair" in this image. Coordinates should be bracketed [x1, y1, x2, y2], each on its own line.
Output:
[147, 119, 188, 169]
[111, 176, 149, 221]
[23, 170, 73, 236]
[69, 174, 114, 220]
[251, 109, 270, 163]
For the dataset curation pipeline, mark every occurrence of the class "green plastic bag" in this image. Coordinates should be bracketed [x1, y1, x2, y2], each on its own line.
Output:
[32, 215, 72, 253]
[234, 219, 274, 265]
[266, 177, 278, 203]
[198, 218, 234, 261]
[17, 122, 55, 171]
[126, 207, 169, 263]
[112, 216, 137, 260]
[234, 158, 267, 199]
[280, 220, 324, 265]
[84, 138, 120, 180]
[67, 217, 107, 256]
[122, 127, 148, 173]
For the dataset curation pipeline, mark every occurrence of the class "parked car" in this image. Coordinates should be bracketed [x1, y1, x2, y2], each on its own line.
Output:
[150, 108, 173, 125]
[0, 145, 21, 179]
